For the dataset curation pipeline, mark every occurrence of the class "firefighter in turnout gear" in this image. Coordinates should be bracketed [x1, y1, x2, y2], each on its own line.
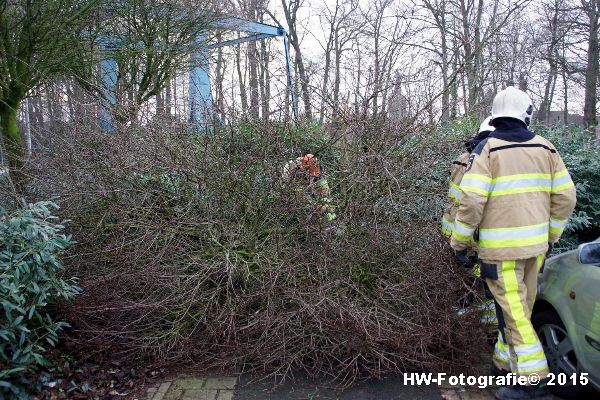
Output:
[441, 151, 470, 237]
[443, 117, 497, 325]
[451, 87, 577, 400]
[282, 154, 336, 222]
[442, 116, 495, 239]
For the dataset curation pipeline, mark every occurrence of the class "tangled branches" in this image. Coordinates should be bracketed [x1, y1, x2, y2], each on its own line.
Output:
[24, 118, 487, 386]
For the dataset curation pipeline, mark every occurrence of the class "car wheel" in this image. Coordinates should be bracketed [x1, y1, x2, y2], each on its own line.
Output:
[532, 309, 592, 399]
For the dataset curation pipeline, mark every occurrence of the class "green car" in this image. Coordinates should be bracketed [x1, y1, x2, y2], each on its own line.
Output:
[533, 239, 600, 398]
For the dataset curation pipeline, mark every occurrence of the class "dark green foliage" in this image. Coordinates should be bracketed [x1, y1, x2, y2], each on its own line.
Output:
[0, 202, 80, 396]
[537, 126, 600, 249]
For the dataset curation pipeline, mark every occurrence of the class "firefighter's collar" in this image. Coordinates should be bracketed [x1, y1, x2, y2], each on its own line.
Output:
[489, 117, 535, 143]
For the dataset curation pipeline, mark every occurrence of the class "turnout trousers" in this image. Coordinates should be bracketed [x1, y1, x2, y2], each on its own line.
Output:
[480, 255, 550, 378]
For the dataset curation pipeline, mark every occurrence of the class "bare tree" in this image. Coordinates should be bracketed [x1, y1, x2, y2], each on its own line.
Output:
[533, 0, 580, 124]
[279, 0, 312, 119]
[0, 0, 98, 187]
[316, 0, 358, 123]
[235, 38, 249, 114]
[420, 0, 454, 122]
[538, 0, 563, 122]
[246, 0, 261, 118]
[259, 12, 271, 121]
[78, 0, 216, 126]
[582, 0, 600, 127]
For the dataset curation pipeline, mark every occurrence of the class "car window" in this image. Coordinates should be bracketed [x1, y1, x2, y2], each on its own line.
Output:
[580, 242, 600, 265]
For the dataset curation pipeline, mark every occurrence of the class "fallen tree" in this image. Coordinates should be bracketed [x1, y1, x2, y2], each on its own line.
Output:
[18, 117, 487, 385]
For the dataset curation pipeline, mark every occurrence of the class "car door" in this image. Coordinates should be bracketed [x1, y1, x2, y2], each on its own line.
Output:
[573, 246, 600, 379]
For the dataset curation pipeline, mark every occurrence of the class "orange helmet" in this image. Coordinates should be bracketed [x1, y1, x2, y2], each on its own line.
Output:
[299, 154, 321, 177]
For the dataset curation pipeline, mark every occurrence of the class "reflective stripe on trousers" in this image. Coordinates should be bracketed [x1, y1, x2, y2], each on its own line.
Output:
[485, 255, 549, 378]
[493, 332, 510, 370]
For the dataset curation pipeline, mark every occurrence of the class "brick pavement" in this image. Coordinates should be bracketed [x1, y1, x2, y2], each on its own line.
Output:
[147, 376, 237, 400]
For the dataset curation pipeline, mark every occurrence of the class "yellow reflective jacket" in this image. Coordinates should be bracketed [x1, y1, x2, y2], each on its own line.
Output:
[450, 119, 577, 261]
[441, 152, 469, 236]
[282, 159, 335, 215]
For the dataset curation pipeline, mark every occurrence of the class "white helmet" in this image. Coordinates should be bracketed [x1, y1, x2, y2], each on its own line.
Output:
[491, 86, 534, 125]
[478, 116, 495, 133]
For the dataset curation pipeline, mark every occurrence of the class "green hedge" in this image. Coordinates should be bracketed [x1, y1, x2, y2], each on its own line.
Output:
[537, 126, 600, 249]
[0, 202, 80, 396]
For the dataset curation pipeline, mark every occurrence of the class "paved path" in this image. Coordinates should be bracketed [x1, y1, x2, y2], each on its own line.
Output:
[144, 374, 501, 400]
[146, 377, 237, 400]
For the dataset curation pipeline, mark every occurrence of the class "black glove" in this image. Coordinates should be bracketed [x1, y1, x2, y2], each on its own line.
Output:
[455, 249, 477, 267]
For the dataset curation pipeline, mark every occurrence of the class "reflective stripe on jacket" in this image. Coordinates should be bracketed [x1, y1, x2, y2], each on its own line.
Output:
[450, 119, 577, 260]
[441, 152, 469, 236]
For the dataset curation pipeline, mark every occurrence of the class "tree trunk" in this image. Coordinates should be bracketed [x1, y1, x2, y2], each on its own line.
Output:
[459, 0, 474, 112]
[562, 57, 569, 125]
[259, 38, 270, 122]
[319, 17, 334, 124]
[371, 3, 385, 119]
[66, 80, 76, 121]
[235, 41, 248, 114]
[248, 41, 260, 118]
[333, 44, 342, 120]
[264, 43, 271, 121]
[422, 0, 450, 122]
[0, 97, 25, 189]
[281, 0, 312, 120]
[518, 73, 528, 91]
[172, 76, 178, 117]
[26, 96, 37, 135]
[450, 33, 459, 119]
[540, 72, 556, 124]
[440, 31, 450, 123]
[372, 34, 380, 118]
[32, 95, 43, 127]
[165, 79, 171, 117]
[583, 0, 600, 128]
[293, 43, 312, 119]
[156, 91, 164, 116]
[354, 40, 362, 115]
[459, 0, 484, 113]
[539, 3, 560, 124]
[471, 0, 484, 109]
[45, 84, 55, 126]
[215, 38, 225, 122]
[319, 45, 332, 124]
